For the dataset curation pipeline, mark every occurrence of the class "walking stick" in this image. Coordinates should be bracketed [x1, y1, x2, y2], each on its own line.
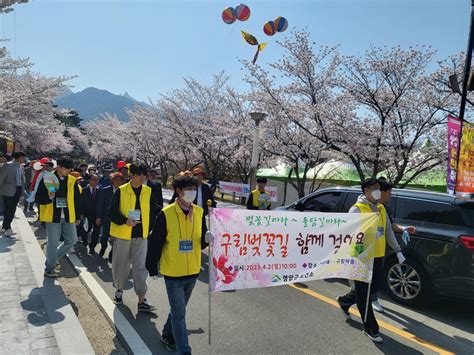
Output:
[364, 257, 374, 324]
[207, 199, 213, 346]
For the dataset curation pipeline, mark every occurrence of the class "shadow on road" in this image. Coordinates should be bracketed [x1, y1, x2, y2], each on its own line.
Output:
[345, 318, 423, 354]
[382, 305, 473, 353]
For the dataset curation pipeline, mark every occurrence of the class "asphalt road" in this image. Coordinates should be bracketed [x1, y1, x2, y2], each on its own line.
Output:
[69, 190, 473, 355]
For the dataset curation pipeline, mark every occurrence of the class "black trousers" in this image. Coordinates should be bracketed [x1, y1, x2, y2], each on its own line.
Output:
[339, 257, 384, 333]
[82, 215, 100, 249]
[2, 187, 21, 230]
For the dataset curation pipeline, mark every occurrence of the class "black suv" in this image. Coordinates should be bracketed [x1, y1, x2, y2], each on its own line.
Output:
[277, 187, 474, 306]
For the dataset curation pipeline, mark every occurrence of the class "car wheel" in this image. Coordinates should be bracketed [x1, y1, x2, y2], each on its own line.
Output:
[382, 256, 432, 307]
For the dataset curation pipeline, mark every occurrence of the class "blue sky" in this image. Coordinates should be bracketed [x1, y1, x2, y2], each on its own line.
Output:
[0, 0, 470, 101]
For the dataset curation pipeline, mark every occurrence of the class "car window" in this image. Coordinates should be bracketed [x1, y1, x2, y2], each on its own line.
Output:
[459, 203, 474, 227]
[396, 198, 465, 226]
[342, 192, 359, 212]
[304, 191, 343, 212]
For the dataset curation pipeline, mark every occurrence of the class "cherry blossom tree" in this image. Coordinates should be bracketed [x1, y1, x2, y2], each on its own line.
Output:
[244, 29, 456, 187]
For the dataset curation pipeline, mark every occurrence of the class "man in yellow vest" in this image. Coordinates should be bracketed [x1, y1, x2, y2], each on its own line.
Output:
[246, 177, 271, 210]
[337, 178, 405, 343]
[109, 164, 158, 312]
[35, 156, 82, 278]
[146, 175, 208, 354]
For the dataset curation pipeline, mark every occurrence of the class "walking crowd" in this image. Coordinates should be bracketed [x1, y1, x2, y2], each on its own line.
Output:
[0, 152, 416, 352]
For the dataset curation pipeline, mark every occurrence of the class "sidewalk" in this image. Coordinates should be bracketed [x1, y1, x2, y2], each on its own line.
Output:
[0, 209, 93, 354]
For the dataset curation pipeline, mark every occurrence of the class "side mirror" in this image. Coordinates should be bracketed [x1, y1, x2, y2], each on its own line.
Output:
[294, 201, 304, 211]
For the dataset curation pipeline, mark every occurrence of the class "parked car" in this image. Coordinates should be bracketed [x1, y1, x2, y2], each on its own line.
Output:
[277, 187, 474, 306]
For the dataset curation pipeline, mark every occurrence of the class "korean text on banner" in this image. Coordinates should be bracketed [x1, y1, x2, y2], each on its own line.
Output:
[210, 209, 378, 292]
[456, 122, 474, 194]
[447, 115, 462, 194]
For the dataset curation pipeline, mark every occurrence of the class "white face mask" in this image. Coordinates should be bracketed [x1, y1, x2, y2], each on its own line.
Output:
[371, 189, 382, 201]
[182, 190, 197, 204]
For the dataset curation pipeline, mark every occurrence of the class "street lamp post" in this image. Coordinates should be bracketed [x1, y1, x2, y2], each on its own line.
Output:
[248, 111, 267, 191]
[459, 0, 474, 123]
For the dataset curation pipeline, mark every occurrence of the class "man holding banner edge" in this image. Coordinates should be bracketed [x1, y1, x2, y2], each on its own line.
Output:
[337, 178, 405, 343]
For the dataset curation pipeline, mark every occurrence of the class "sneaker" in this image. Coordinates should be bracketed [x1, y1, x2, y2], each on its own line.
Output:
[114, 290, 123, 305]
[44, 270, 59, 278]
[372, 300, 385, 313]
[336, 296, 351, 320]
[160, 335, 177, 352]
[363, 330, 383, 343]
[138, 299, 156, 313]
[4, 229, 15, 237]
[54, 263, 61, 271]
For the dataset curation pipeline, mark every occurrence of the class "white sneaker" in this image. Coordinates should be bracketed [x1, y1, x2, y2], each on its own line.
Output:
[4, 229, 15, 237]
[363, 330, 383, 343]
[372, 300, 385, 313]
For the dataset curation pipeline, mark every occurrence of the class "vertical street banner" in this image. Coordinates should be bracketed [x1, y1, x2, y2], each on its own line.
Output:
[209, 209, 378, 292]
[456, 122, 474, 194]
[447, 115, 462, 194]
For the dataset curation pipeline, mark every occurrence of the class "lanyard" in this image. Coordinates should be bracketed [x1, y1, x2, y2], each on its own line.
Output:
[176, 209, 194, 241]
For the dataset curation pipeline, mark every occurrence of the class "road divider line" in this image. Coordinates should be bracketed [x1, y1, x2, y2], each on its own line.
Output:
[289, 284, 454, 355]
[68, 254, 152, 355]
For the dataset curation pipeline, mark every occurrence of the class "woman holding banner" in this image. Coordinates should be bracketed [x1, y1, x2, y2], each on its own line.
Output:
[146, 175, 209, 354]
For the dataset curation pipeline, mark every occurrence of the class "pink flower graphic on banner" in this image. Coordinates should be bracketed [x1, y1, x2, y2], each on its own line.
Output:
[213, 254, 238, 284]
[211, 208, 235, 222]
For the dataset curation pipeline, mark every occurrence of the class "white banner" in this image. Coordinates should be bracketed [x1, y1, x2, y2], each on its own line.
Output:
[210, 208, 377, 292]
[219, 181, 278, 202]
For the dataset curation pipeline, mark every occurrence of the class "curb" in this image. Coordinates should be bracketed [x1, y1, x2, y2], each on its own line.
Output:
[14, 208, 94, 354]
[66, 254, 152, 355]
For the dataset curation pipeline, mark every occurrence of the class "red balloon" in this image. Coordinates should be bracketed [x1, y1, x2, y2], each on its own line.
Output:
[236, 4, 250, 21]
[263, 21, 276, 36]
[222, 6, 236, 24]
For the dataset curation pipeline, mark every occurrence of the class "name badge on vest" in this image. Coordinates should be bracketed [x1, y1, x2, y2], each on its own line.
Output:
[128, 210, 141, 221]
[179, 240, 193, 253]
[56, 198, 68, 209]
[376, 227, 384, 239]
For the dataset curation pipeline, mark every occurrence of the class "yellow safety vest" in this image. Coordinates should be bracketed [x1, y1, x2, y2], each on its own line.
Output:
[251, 189, 271, 209]
[109, 182, 151, 240]
[354, 202, 387, 258]
[39, 175, 77, 223]
[160, 202, 204, 277]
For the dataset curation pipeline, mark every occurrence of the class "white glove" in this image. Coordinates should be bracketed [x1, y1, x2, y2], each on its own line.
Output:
[396, 252, 406, 265]
[205, 231, 214, 244]
[152, 276, 158, 280]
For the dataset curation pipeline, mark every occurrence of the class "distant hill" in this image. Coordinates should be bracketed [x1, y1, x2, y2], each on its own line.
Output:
[56, 87, 148, 122]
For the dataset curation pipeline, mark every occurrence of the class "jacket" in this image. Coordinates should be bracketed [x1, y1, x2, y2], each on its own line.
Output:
[146, 202, 208, 278]
[0, 161, 25, 197]
[96, 185, 115, 221]
[82, 185, 101, 217]
[349, 195, 401, 257]
[246, 189, 271, 210]
[35, 173, 82, 223]
[109, 182, 156, 240]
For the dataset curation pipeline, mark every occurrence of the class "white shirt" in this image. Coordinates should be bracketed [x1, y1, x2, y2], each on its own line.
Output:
[197, 185, 203, 208]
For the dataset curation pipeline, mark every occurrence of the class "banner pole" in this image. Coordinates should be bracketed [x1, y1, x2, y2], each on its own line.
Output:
[364, 256, 374, 324]
[207, 200, 213, 346]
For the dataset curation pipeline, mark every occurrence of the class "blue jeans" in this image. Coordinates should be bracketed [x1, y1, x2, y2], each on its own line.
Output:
[163, 277, 197, 354]
[45, 219, 77, 272]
